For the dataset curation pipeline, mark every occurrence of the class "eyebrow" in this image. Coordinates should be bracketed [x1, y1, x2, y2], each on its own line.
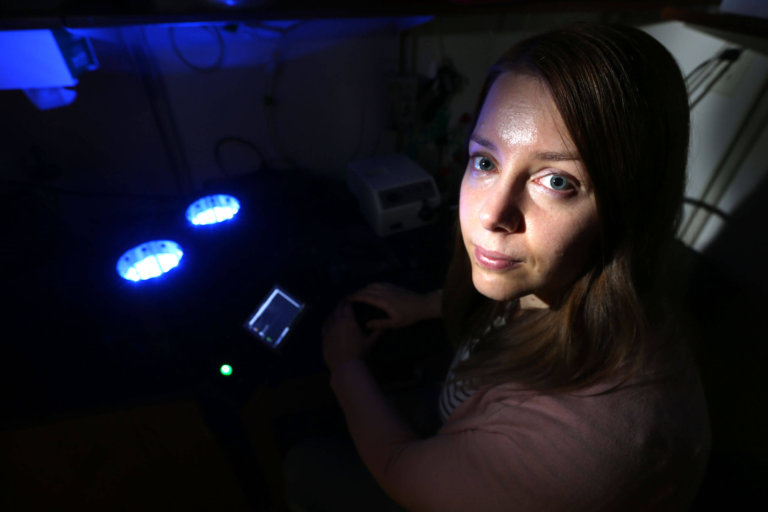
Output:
[469, 134, 580, 162]
[469, 135, 499, 152]
[536, 151, 580, 162]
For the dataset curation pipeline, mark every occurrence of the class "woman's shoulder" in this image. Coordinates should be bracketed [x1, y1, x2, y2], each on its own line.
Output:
[437, 342, 710, 509]
[445, 338, 708, 434]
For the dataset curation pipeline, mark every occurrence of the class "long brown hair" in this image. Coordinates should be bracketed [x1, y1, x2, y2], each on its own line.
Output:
[444, 23, 690, 392]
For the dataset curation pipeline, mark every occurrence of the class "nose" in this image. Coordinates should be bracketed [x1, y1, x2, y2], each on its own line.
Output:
[478, 181, 523, 233]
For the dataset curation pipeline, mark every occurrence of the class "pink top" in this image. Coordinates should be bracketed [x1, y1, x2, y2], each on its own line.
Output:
[436, 366, 709, 511]
[333, 340, 710, 512]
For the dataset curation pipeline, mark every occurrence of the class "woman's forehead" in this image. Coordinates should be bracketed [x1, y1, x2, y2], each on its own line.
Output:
[475, 73, 583, 167]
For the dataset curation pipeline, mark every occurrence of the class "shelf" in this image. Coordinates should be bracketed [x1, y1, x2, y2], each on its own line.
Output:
[0, 1, 719, 30]
[662, 6, 768, 54]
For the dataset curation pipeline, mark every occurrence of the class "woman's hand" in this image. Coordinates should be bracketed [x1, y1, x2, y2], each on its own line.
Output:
[348, 283, 442, 331]
[322, 300, 381, 373]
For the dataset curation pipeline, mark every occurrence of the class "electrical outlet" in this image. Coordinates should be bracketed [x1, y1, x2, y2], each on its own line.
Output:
[713, 49, 754, 97]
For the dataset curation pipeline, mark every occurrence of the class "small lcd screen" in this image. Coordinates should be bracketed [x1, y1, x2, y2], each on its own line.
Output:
[245, 286, 304, 348]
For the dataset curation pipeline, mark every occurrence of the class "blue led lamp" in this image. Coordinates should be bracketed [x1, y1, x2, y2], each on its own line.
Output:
[185, 194, 240, 226]
[116, 240, 184, 282]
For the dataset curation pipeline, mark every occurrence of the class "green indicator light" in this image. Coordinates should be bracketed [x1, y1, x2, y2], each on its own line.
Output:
[219, 364, 233, 376]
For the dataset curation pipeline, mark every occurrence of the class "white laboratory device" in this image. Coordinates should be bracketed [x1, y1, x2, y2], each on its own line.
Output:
[347, 154, 441, 237]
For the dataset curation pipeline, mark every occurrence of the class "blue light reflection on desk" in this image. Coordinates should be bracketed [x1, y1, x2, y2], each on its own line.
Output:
[116, 240, 184, 282]
[186, 194, 241, 226]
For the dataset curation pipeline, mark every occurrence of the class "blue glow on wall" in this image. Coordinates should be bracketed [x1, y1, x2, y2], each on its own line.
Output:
[116, 240, 184, 282]
[185, 194, 240, 226]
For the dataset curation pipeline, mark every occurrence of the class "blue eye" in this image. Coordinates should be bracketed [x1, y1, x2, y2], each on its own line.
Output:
[471, 156, 495, 172]
[545, 174, 571, 191]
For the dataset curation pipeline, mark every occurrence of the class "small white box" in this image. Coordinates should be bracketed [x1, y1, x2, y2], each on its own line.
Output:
[347, 154, 440, 237]
[0, 30, 77, 90]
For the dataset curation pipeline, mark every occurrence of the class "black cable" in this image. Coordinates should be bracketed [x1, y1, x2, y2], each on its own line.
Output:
[685, 48, 741, 84]
[127, 27, 195, 196]
[687, 47, 743, 110]
[213, 137, 265, 177]
[682, 197, 729, 221]
[686, 57, 721, 96]
[169, 26, 225, 73]
[685, 54, 718, 83]
[689, 59, 736, 110]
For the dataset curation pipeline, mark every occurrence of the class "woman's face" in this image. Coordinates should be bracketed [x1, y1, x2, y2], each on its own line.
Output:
[459, 72, 599, 306]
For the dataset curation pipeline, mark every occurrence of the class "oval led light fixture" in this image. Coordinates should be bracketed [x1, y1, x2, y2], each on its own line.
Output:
[186, 194, 240, 226]
[116, 240, 184, 282]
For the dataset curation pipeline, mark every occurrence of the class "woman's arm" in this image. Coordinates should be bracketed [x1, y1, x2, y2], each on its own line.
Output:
[329, 356, 528, 512]
[330, 358, 419, 470]
[322, 300, 510, 511]
[322, 301, 421, 487]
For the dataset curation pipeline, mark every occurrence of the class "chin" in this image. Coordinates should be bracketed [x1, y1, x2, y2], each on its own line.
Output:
[471, 272, 526, 302]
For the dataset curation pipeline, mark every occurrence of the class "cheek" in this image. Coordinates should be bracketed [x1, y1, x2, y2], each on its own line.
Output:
[536, 212, 598, 275]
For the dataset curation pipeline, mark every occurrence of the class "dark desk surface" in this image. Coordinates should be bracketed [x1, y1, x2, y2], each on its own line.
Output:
[1, 168, 455, 429]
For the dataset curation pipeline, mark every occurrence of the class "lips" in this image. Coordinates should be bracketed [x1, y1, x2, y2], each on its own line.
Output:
[474, 245, 522, 271]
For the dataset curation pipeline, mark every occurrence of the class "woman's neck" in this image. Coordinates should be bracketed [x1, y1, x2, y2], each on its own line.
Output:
[519, 294, 549, 311]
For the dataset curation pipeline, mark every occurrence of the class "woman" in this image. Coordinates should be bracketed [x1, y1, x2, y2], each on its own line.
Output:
[320, 23, 710, 511]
